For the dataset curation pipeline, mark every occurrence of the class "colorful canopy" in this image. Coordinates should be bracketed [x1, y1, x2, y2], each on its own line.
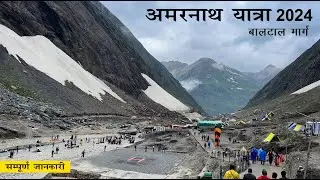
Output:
[263, 132, 281, 143]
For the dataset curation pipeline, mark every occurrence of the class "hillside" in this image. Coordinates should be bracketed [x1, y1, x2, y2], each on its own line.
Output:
[0, 1, 205, 137]
[162, 58, 262, 115]
[244, 64, 282, 86]
[246, 39, 320, 108]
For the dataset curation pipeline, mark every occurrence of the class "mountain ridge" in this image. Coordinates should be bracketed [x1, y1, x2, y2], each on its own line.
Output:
[0, 0, 206, 130]
[246, 39, 320, 108]
[162, 58, 278, 115]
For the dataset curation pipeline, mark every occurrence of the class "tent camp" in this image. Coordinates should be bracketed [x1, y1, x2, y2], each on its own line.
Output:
[263, 132, 281, 143]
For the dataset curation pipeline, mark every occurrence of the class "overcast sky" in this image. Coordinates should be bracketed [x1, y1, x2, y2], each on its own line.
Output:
[102, 1, 320, 72]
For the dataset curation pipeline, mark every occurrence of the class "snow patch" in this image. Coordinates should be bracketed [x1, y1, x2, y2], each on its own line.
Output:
[183, 112, 203, 121]
[141, 73, 189, 112]
[226, 68, 243, 77]
[292, 79, 320, 94]
[236, 87, 243, 90]
[0, 24, 125, 103]
[211, 62, 224, 70]
[180, 79, 202, 91]
[227, 77, 238, 84]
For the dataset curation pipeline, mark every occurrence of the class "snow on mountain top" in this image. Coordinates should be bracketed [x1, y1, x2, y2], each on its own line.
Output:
[291, 79, 320, 95]
[0, 24, 125, 103]
[141, 73, 190, 112]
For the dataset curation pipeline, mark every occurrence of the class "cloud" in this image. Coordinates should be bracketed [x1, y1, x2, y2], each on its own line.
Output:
[180, 79, 203, 91]
[101, 1, 320, 72]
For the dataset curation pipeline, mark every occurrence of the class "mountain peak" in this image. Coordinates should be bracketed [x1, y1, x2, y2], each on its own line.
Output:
[197, 57, 216, 64]
[265, 64, 277, 69]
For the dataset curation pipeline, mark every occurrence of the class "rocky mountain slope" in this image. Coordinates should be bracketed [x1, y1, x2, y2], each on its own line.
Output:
[0, 1, 205, 136]
[243, 64, 282, 86]
[230, 39, 320, 180]
[162, 58, 264, 115]
[246, 39, 320, 108]
[236, 38, 320, 121]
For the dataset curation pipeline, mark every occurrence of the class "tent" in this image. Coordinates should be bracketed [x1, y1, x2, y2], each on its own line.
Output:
[234, 120, 247, 125]
[263, 132, 281, 143]
[293, 124, 304, 131]
[267, 111, 275, 117]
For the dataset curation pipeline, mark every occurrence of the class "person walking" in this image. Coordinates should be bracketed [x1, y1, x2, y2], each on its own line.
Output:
[296, 166, 304, 179]
[271, 172, 277, 179]
[243, 168, 256, 180]
[258, 148, 263, 161]
[28, 145, 31, 152]
[223, 164, 240, 179]
[134, 145, 137, 151]
[152, 146, 155, 152]
[251, 147, 258, 164]
[257, 169, 271, 179]
[260, 148, 267, 165]
[81, 150, 85, 157]
[51, 150, 54, 157]
[9, 150, 14, 158]
[279, 171, 287, 179]
[104, 145, 107, 151]
[268, 149, 274, 165]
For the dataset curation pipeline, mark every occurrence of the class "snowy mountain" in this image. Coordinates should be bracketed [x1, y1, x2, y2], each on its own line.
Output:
[247, 39, 320, 108]
[244, 64, 282, 86]
[0, 1, 205, 133]
[162, 58, 261, 115]
[237, 38, 320, 125]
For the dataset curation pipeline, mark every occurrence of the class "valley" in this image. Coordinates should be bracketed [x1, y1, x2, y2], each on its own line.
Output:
[0, 1, 320, 179]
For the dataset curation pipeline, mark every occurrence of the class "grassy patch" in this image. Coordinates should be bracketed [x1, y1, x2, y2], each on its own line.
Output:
[0, 77, 36, 98]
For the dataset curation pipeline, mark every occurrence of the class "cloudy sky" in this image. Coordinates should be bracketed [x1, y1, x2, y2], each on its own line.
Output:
[102, 1, 320, 72]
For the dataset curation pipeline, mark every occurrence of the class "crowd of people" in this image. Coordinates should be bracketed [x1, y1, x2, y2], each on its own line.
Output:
[7, 133, 137, 159]
[224, 164, 292, 179]
[249, 147, 285, 167]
